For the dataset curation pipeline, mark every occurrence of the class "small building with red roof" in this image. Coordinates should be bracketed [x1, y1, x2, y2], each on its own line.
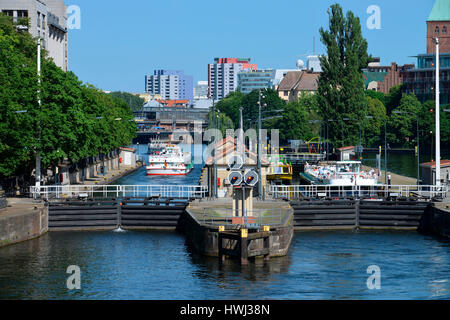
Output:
[420, 160, 450, 185]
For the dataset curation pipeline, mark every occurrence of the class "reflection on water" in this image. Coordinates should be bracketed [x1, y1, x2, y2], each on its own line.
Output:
[1, 144, 449, 300]
[0, 230, 449, 300]
[362, 152, 450, 179]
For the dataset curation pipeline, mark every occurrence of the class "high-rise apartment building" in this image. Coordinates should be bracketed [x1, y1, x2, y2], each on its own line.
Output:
[208, 58, 257, 100]
[0, 0, 69, 71]
[194, 81, 209, 99]
[145, 70, 193, 104]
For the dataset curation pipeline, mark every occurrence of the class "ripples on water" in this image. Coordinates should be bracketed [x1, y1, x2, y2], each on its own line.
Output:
[0, 231, 449, 300]
[0, 144, 449, 300]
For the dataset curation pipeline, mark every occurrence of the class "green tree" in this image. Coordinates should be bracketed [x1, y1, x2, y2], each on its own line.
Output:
[317, 4, 370, 148]
[388, 93, 421, 147]
[0, 14, 39, 178]
[279, 99, 313, 144]
[365, 90, 386, 106]
[214, 91, 245, 128]
[108, 91, 145, 111]
[385, 85, 403, 115]
[0, 13, 136, 182]
[365, 96, 387, 146]
[242, 88, 286, 130]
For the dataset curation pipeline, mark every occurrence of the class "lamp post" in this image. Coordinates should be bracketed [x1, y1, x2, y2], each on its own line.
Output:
[393, 111, 420, 185]
[434, 37, 441, 187]
[257, 89, 267, 200]
[35, 38, 42, 189]
[209, 95, 218, 198]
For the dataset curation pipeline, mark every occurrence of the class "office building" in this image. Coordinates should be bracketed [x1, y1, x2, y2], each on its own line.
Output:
[403, 0, 450, 104]
[208, 58, 257, 100]
[237, 69, 273, 94]
[145, 70, 193, 105]
[0, 0, 69, 71]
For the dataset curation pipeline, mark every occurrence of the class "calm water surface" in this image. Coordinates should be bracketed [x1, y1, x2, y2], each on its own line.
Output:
[0, 144, 449, 300]
[0, 230, 449, 300]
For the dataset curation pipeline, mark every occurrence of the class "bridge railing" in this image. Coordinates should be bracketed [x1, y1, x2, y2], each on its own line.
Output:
[268, 185, 449, 201]
[201, 208, 290, 228]
[30, 185, 208, 200]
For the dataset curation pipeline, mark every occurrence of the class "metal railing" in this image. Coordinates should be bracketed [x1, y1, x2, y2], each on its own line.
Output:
[30, 185, 208, 200]
[268, 185, 449, 201]
[201, 208, 290, 228]
[284, 153, 326, 162]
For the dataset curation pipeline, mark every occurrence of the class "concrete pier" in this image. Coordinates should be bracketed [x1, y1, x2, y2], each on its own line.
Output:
[419, 203, 450, 238]
[181, 199, 294, 263]
[0, 198, 48, 248]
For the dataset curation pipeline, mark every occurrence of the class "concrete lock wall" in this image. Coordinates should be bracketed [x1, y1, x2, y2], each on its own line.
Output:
[0, 204, 48, 248]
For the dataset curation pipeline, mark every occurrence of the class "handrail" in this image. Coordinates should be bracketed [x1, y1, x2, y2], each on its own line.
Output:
[30, 185, 208, 200]
[268, 185, 449, 201]
[201, 208, 288, 227]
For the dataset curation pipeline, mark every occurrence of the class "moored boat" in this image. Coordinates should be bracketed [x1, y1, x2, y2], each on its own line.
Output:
[146, 144, 193, 176]
[303, 161, 379, 186]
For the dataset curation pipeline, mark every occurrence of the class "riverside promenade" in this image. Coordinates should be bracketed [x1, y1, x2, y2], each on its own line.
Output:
[362, 165, 417, 185]
[80, 162, 143, 186]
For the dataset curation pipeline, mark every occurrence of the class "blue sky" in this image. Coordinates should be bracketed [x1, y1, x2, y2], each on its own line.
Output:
[67, 0, 436, 93]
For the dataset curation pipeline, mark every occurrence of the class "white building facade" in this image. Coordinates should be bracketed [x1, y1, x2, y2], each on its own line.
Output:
[208, 58, 257, 100]
[0, 0, 69, 71]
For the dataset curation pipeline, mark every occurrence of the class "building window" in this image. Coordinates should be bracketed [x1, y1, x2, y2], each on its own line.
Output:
[284, 91, 289, 97]
[435, 26, 440, 35]
[444, 26, 448, 35]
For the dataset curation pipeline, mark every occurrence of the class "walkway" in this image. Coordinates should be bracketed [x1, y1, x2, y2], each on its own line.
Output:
[362, 165, 417, 185]
[81, 163, 143, 186]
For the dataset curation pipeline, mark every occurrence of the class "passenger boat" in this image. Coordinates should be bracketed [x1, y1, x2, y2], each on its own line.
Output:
[147, 141, 167, 155]
[267, 155, 293, 182]
[302, 161, 379, 186]
[146, 144, 193, 176]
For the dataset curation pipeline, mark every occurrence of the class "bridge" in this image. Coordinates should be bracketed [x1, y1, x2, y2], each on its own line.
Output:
[133, 106, 209, 144]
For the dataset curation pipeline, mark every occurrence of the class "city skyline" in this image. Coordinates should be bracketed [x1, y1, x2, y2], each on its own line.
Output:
[68, 0, 436, 93]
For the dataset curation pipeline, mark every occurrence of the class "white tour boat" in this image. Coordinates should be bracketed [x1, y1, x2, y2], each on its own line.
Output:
[146, 144, 193, 176]
[303, 161, 379, 186]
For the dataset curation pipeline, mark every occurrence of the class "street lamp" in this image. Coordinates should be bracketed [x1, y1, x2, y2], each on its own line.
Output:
[434, 37, 441, 187]
[257, 89, 267, 200]
[393, 110, 420, 185]
[208, 93, 218, 198]
[36, 38, 42, 190]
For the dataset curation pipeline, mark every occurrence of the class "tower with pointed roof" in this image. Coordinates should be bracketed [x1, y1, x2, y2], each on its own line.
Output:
[427, 0, 450, 53]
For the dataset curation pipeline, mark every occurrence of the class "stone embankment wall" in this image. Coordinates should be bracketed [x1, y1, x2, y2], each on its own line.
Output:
[0, 199, 48, 248]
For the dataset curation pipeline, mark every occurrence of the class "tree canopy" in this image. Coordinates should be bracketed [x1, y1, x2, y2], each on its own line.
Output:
[108, 91, 145, 111]
[317, 3, 370, 148]
[0, 14, 136, 179]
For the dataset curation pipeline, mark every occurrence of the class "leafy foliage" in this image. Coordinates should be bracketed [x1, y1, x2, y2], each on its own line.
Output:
[0, 14, 136, 179]
[317, 4, 370, 148]
[108, 91, 145, 111]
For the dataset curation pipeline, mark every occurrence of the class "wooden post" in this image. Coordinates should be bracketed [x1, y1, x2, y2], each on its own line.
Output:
[117, 199, 122, 229]
[264, 234, 271, 261]
[218, 232, 225, 264]
[355, 199, 360, 230]
[241, 229, 248, 265]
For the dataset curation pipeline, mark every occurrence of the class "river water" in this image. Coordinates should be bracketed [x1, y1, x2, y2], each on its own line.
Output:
[0, 145, 449, 300]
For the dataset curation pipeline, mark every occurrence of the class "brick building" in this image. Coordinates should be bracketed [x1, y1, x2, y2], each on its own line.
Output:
[403, 0, 450, 104]
[363, 59, 414, 94]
